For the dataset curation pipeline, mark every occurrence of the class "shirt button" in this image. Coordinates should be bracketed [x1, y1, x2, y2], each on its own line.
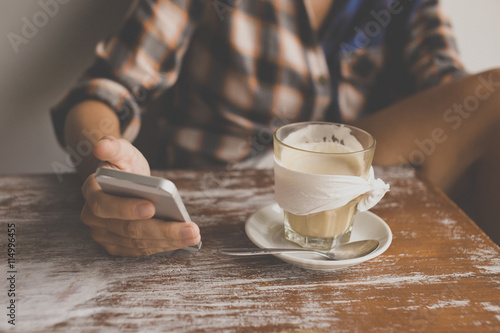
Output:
[318, 75, 328, 85]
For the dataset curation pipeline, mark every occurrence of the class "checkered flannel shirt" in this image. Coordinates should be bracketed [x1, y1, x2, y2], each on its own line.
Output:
[51, 0, 466, 168]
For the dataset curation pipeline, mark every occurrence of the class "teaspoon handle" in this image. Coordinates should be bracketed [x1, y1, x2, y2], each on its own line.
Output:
[218, 248, 330, 258]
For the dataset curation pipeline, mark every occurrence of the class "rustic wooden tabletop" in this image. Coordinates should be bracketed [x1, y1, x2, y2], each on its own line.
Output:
[0, 166, 499, 332]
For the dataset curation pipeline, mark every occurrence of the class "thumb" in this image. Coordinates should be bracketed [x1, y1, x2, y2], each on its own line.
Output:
[93, 136, 150, 175]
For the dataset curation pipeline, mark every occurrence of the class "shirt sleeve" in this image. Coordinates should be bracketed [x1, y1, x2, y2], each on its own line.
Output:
[50, 0, 205, 146]
[403, 0, 467, 91]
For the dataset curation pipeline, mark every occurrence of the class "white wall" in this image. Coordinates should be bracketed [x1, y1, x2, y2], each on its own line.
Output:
[0, 0, 499, 174]
[441, 0, 500, 73]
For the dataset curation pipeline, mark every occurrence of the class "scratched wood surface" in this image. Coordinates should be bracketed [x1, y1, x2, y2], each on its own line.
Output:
[0, 166, 499, 332]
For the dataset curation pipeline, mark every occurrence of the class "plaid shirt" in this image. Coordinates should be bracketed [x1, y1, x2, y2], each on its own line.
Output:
[51, 0, 466, 168]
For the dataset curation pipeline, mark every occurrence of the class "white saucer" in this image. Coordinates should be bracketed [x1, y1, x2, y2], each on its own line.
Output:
[245, 203, 392, 271]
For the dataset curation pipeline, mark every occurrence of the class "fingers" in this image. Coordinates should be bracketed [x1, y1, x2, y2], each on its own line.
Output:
[81, 204, 200, 240]
[81, 204, 201, 256]
[100, 244, 175, 257]
[93, 136, 150, 175]
[82, 175, 155, 220]
[90, 223, 200, 252]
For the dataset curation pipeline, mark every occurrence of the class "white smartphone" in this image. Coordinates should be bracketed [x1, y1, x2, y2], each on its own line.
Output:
[95, 168, 201, 251]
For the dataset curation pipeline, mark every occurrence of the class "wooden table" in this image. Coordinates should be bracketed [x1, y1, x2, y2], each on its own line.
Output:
[1, 166, 499, 332]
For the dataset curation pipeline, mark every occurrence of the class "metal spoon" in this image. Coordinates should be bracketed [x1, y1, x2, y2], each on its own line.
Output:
[218, 239, 379, 260]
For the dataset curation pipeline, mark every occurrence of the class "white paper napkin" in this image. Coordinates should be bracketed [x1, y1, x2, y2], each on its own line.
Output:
[274, 160, 390, 215]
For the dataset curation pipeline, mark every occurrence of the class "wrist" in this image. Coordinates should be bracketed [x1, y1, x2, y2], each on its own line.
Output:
[64, 100, 121, 180]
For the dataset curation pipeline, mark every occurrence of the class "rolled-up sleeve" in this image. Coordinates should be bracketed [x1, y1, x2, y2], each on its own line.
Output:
[51, 0, 205, 146]
[403, 0, 467, 91]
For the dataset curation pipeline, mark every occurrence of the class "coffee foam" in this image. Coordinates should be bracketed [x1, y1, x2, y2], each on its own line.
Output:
[279, 124, 366, 176]
[282, 124, 364, 153]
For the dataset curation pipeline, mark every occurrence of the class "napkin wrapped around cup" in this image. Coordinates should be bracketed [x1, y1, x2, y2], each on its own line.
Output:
[274, 160, 390, 215]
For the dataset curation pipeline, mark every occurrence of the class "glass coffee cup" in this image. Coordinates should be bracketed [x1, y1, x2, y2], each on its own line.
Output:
[274, 122, 376, 250]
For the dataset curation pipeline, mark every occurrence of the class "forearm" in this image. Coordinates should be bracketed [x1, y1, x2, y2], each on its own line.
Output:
[63, 100, 121, 180]
[355, 69, 500, 192]
[356, 71, 499, 166]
